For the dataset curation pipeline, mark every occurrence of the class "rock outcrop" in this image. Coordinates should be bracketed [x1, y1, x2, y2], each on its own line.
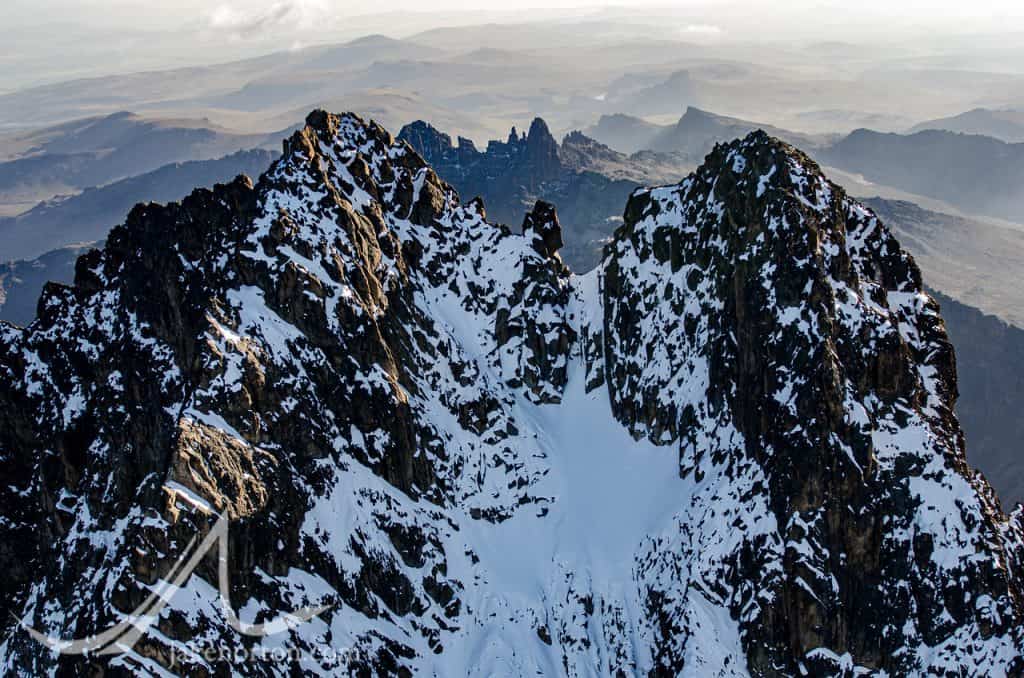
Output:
[0, 113, 1021, 676]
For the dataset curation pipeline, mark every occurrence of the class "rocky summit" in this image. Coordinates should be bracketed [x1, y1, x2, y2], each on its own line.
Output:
[0, 111, 1021, 676]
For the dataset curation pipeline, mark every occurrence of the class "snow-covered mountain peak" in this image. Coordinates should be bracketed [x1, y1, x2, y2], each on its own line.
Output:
[0, 114, 1021, 676]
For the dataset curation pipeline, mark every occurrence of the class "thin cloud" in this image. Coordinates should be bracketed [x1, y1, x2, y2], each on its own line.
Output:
[206, 0, 333, 38]
[683, 24, 722, 34]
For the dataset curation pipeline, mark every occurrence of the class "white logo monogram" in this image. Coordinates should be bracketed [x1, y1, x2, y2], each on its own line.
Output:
[17, 513, 330, 655]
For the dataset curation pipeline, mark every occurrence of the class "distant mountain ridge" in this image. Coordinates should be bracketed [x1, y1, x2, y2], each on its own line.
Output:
[585, 106, 829, 157]
[647, 106, 827, 159]
[0, 112, 284, 217]
[586, 107, 1024, 226]
[910, 107, 1024, 142]
[820, 128, 1024, 222]
[601, 69, 698, 117]
[584, 113, 666, 154]
[0, 148, 278, 261]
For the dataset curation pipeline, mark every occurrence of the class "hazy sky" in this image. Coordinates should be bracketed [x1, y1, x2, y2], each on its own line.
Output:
[7, 0, 1024, 31]
[2, 0, 1023, 91]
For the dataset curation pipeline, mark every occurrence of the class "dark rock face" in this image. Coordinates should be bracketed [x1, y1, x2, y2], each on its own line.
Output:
[522, 199, 563, 260]
[600, 132, 1024, 674]
[398, 117, 561, 196]
[858, 196, 1024, 508]
[389, 119, 454, 166]
[0, 111, 571, 674]
[397, 118, 685, 273]
[522, 118, 561, 187]
[0, 115, 1021, 676]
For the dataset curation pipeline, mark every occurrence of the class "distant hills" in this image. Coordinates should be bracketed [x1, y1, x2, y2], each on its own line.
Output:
[589, 108, 1024, 226]
[599, 70, 698, 117]
[0, 112, 282, 216]
[821, 129, 1024, 223]
[0, 148, 277, 261]
[647, 107, 827, 160]
[586, 106, 830, 158]
[0, 111, 271, 161]
[0, 35, 445, 128]
[583, 113, 666, 154]
[910, 107, 1024, 142]
[0, 33, 546, 143]
[9, 21, 1019, 157]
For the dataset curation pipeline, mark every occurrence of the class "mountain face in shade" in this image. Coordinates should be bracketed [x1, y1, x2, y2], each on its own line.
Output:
[0, 112, 1021, 676]
[585, 113, 667, 154]
[399, 116, 561, 197]
[859, 197, 1024, 328]
[909, 108, 1024, 143]
[584, 107, 826, 160]
[925, 289, 1024, 508]
[819, 128, 1024, 223]
[860, 196, 1024, 509]
[397, 118, 690, 272]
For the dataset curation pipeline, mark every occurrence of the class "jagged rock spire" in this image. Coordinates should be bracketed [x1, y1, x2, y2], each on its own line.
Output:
[396, 119, 453, 166]
[522, 199, 563, 260]
[524, 117, 561, 183]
